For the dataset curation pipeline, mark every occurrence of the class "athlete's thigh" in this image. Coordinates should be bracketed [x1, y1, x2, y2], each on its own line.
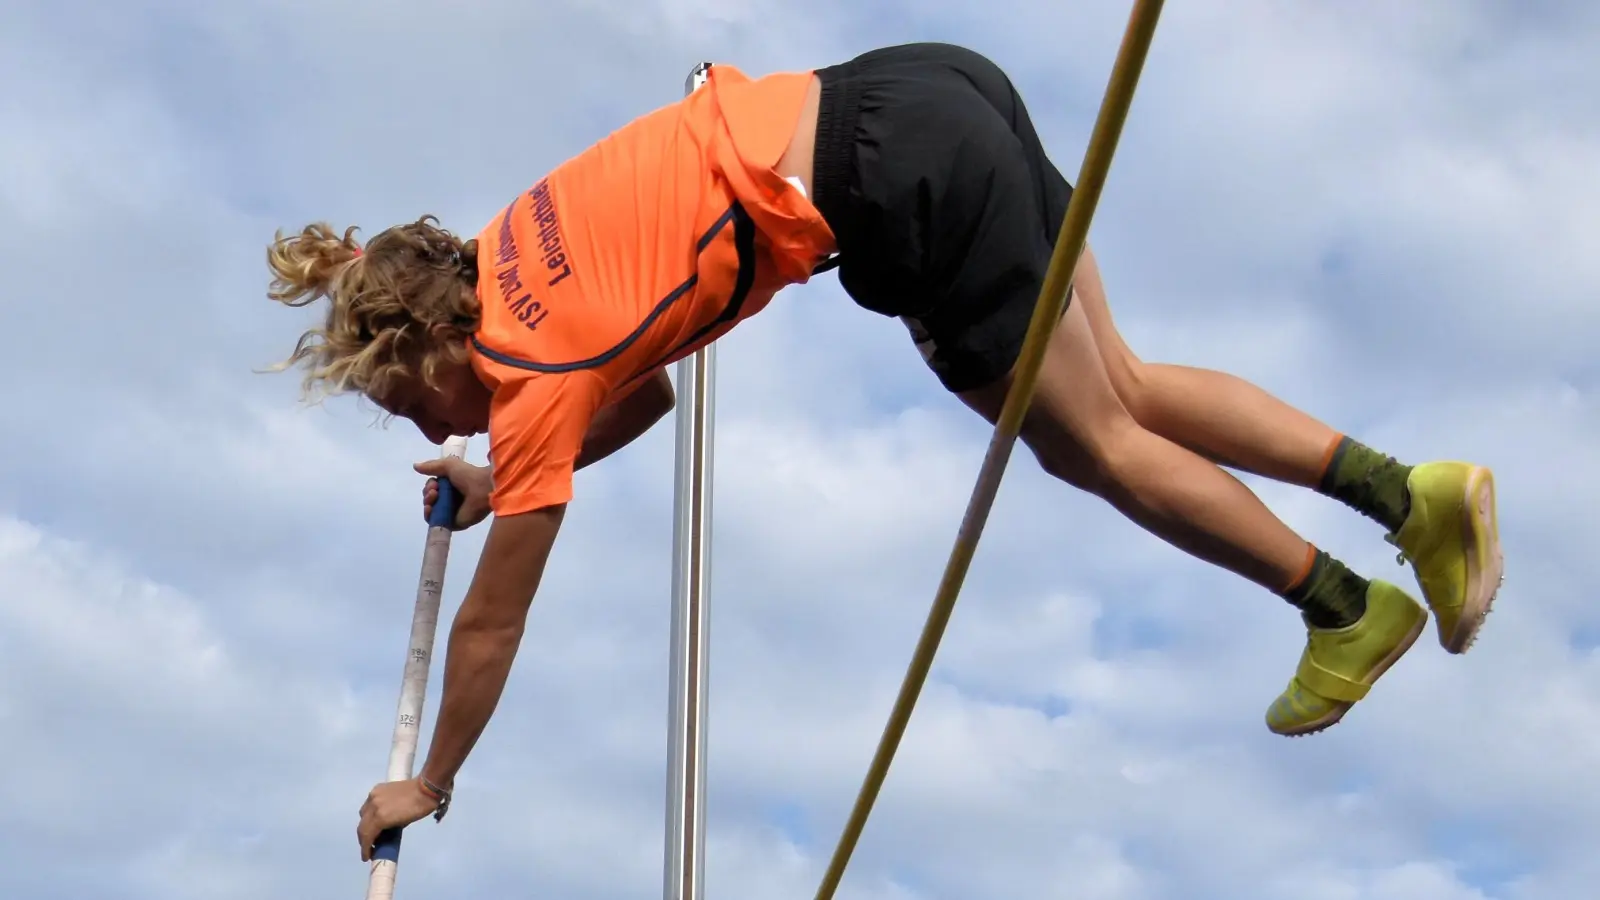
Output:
[1070, 245, 1144, 393]
[957, 293, 1134, 466]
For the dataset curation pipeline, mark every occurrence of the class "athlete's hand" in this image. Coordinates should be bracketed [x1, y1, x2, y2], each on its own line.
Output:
[415, 458, 494, 530]
[357, 778, 439, 862]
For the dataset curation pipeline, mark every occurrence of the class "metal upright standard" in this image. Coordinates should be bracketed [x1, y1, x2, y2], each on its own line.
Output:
[367, 436, 470, 900]
[663, 60, 717, 900]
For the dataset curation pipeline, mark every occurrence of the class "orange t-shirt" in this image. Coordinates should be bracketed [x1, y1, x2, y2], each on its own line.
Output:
[468, 65, 837, 517]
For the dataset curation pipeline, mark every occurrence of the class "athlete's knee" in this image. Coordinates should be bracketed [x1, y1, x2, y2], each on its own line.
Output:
[1031, 443, 1110, 495]
[1026, 408, 1144, 497]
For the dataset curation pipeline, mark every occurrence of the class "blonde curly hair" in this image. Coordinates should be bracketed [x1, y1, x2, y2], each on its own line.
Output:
[266, 215, 482, 401]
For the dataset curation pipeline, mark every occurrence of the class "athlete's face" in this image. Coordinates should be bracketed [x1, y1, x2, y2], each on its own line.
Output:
[371, 355, 492, 446]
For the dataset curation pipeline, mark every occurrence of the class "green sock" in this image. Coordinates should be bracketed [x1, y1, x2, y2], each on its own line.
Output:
[1319, 436, 1414, 532]
[1282, 549, 1369, 630]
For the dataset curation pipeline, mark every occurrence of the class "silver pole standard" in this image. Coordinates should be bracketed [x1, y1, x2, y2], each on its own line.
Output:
[664, 60, 716, 900]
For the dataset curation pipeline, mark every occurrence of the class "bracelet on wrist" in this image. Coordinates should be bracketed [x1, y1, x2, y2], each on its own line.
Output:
[417, 775, 452, 822]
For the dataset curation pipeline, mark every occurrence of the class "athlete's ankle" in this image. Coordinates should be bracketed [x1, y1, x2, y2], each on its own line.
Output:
[1280, 545, 1369, 629]
[1315, 435, 1413, 531]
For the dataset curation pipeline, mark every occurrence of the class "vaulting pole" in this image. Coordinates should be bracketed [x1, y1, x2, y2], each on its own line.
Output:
[366, 436, 469, 900]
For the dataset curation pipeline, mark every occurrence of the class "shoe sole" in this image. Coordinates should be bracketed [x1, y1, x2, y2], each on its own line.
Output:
[1274, 605, 1428, 738]
[1442, 466, 1503, 654]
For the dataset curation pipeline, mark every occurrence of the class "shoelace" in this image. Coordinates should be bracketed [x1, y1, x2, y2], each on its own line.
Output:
[1385, 531, 1409, 566]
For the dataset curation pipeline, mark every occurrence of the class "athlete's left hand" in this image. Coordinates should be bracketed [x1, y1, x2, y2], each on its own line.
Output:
[357, 778, 439, 861]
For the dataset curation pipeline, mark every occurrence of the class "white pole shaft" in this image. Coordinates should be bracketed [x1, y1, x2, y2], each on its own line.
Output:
[664, 61, 716, 900]
[366, 434, 470, 900]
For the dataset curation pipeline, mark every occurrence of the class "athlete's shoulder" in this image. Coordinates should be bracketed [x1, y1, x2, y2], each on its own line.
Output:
[469, 176, 585, 355]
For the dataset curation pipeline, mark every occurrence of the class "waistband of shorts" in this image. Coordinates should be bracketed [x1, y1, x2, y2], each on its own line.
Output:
[811, 61, 862, 239]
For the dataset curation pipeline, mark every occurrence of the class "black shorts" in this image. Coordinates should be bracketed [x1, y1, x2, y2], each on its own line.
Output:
[811, 42, 1075, 394]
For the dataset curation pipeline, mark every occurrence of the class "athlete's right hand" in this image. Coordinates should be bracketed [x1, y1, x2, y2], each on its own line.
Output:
[415, 458, 494, 530]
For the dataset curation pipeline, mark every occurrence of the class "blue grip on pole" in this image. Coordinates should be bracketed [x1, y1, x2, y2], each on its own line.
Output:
[373, 826, 403, 862]
[428, 477, 461, 530]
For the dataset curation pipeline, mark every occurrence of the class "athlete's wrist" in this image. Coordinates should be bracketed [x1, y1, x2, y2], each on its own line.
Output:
[415, 772, 453, 821]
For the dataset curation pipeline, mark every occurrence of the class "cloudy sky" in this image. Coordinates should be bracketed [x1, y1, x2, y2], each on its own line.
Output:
[2, 0, 1597, 898]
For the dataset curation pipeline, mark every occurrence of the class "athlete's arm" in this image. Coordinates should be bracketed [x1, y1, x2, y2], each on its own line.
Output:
[575, 367, 675, 470]
[422, 367, 667, 524]
[417, 503, 565, 790]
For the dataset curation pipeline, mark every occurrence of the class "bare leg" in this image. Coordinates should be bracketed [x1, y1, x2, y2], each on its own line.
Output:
[952, 282, 1434, 738]
[1071, 247, 1340, 487]
[958, 297, 1311, 594]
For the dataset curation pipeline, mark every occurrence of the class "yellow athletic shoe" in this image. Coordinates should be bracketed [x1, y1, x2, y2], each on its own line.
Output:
[1388, 462, 1503, 654]
[1265, 581, 1427, 737]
